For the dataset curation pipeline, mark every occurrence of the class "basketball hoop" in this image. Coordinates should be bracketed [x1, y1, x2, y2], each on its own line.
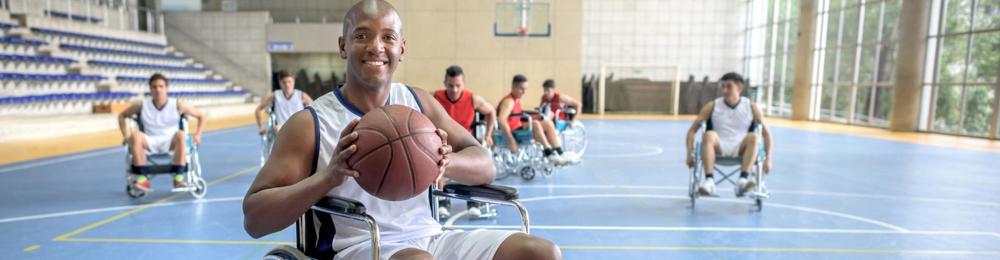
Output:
[516, 26, 529, 37]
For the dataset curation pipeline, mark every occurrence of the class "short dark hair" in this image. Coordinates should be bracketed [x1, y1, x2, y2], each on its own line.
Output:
[445, 65, 464, 77]
[148, 73, 168, 86]
[512, 74, 527, 85]
[720, 72, 745, 86]
[543, 79, 555, 89]
[277, 70, 294, 80]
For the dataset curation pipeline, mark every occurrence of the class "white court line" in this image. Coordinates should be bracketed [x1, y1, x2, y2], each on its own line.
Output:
[580, 141, 664, 158]
[508, 184, 1000, 208]
[0, 126, 249, 173]
[447, 225, 1000, 238]
[518, 194, 909, 231]
[0, 196, 243, 224]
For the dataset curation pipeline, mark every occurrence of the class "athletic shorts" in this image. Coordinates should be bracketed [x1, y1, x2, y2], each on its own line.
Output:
[334, 229, 519, 260]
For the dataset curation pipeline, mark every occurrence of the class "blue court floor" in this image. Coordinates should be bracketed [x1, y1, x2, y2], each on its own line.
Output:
[2, 119, 999, 259]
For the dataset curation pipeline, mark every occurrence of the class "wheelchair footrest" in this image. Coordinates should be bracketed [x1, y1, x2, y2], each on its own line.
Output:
[747, 192, 769, 199]
[171, 186, 196, 193]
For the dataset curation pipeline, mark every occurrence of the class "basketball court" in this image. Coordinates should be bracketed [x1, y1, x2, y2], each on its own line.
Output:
[2, 0, 1000, 259]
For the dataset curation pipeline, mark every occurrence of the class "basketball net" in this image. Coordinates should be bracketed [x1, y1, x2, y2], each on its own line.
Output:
[516, 26, 529, 45]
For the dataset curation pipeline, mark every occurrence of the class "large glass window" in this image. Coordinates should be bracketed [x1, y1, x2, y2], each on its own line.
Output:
[811, 0, 900, 127]
[744, 0, 798, 117]
[925, 0, 1000, 138]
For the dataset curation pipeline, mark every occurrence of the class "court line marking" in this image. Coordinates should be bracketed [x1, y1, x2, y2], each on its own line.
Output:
[22, 244, 40, 252]
[517, 194, 908, 231]
[448, 225, 1000, 238]
[556, 245, 1000, 255]
[51, 165, 259, 241]
[508, 184, 1000, 208]
[58, 237, 291, 246]
[48, 237, 1000, 255]
[0, 126, 248, 173]
[580, 141, 664, 158]
[0, 197, 244, 224]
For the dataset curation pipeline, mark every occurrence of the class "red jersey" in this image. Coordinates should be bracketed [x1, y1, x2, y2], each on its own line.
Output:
[434, 89, 476, 133]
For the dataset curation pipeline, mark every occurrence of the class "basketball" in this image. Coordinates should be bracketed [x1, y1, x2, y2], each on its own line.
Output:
[348, 105, 443, 201]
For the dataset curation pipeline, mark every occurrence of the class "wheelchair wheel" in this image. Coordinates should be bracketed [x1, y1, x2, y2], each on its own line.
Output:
[519, 166, 536, 181]
[264, 245, 307, 260]
[560, 122, 587, 156]
[126, 183, 146, 199]
[188, 149, 207, 199]
[542, 164, 554, 177]
[755, 198, 763, 211]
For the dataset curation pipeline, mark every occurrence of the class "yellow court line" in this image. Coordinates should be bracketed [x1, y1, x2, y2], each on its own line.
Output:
[58, 237, 291, 246]
[559, 245, 1000, 255]
[23, 244, 40, 252]
[579, 114, 1000, 153]
[52, 165, 259, 241]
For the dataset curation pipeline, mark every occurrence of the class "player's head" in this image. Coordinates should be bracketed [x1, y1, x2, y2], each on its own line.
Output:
[339, 0, 404, 89]
[511, 74, 528, 99]
[443, 65, 465, 98]
[719, 72, 745, 101]
[148, 73, 169, 102]
[542, 79, 556, 99]
[277, 70, 295, 92]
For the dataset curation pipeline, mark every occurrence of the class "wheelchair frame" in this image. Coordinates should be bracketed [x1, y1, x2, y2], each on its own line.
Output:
[264, 184, 529, 260]
[688, 123, 769, 210]
[490, 114, 554, 180]
[124, 114, 207, 199]
[260, 110, 278, 166]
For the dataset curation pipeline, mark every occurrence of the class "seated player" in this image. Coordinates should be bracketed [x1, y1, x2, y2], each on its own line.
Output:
[117, 73, 206, 191]
[255, 70, 314, 135]
[433, 65, 497, 219]
[497, 74, 572, 165]
[685, 72, 773, 195]
[243, 1, 561, 259]
[539, 79, 581, 126]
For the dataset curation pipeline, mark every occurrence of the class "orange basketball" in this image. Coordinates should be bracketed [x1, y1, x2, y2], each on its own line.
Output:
[348, 105, 443, 201]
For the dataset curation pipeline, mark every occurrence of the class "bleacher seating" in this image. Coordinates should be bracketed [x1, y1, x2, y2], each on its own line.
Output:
[30, 27, 167, 53]
[60, 43, 189, 66]
[116, 76, 230, 93]
[0, 36, 47, 55]
[44, 10, 103, 24]
[0, 14, 248, 117]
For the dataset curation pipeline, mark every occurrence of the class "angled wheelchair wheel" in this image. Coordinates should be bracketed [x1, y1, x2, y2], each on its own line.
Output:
[126, 183, 146, 199]
[264, 245, 307, 260]
[560, 122, 587, 156]
[542, 164, 554, 177]
[519, 166, 536, 181]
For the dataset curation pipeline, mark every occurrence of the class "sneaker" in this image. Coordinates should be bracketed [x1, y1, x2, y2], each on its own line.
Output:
[560, 152, 582, 164]
[173, 179, 190, 189]
[468, 206, 483, 218]
[736, 177, 756, 197]
[546, 154, 566, 165]
[437, 206, 451, 220]
[133, 178, 151, 192]
[698, 177, 716, 196]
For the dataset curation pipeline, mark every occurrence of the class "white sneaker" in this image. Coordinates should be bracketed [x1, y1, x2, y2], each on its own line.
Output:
[736, 177, 757, 197]
[546, 154, 565, 165]
[468, 206, 482, 218]
[698, 177, 716, 195]
[437, 206, 451, 220]
[560, 152, 582, 164]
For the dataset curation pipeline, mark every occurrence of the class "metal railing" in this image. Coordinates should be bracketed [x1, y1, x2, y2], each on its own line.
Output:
[5, 0, 164, 34]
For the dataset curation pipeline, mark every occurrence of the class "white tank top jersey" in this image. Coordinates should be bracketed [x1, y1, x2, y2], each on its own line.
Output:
[273, 89, 305, 125]
[710, 97, 754, 145]
[140, 98, 181, 137]
[308, 83, 439, 251]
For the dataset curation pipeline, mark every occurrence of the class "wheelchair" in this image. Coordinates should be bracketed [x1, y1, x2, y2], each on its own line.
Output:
[124, 115, 207, 199]
[263, 184, 528, 260]
[688, 123, 769, 210]
[490, 114, 555, 181]
[542, 106, 586, 160]
[260, 110, 278, 166]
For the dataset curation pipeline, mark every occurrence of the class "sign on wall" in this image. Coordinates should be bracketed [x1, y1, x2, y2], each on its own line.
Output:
[267, 41, 294, 52]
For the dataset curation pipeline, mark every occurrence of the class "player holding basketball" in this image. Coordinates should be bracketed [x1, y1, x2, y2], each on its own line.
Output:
[685, 72, 773, 196]
[242, 1, 561, 259]
[432, 65, 497, 220]
[497, 74, 572, 165]
[255, 70, 314, 135]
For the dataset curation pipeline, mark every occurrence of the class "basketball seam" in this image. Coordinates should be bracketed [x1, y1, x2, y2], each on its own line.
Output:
[405, 109, 417, 196]
[349, 128, 391, 163]
[376, 106, 415, 198]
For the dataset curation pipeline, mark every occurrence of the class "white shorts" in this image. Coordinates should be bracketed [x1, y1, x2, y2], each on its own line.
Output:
[145, 134, 174, 155]
[334, 229, 518, 260]
[717, 140, 741, 158]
